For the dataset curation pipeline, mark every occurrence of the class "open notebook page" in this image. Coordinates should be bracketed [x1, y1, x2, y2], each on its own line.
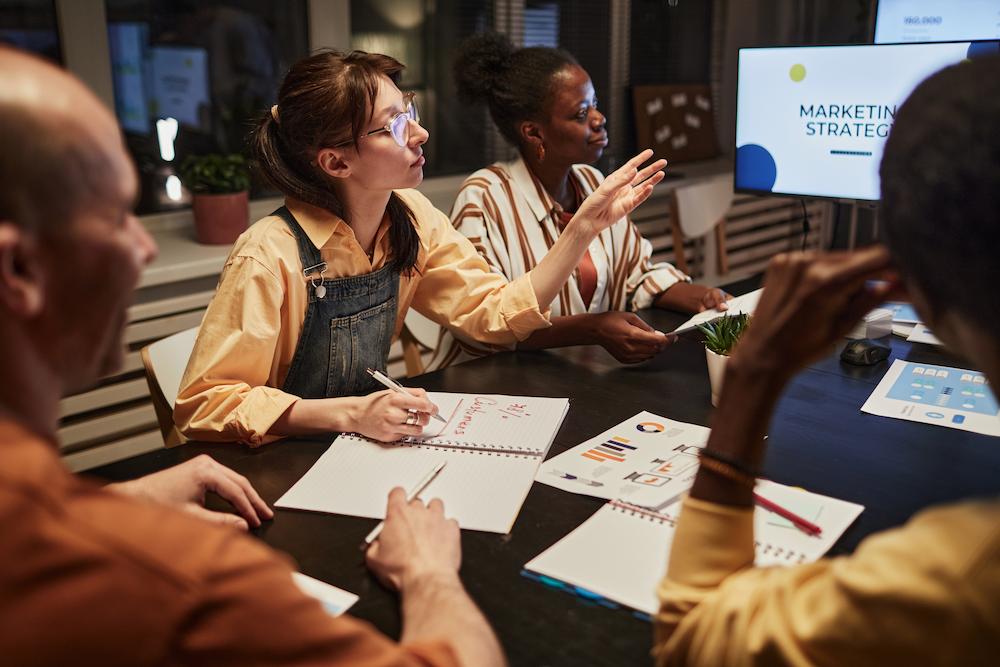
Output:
[276, 435, 544, 533]
[524, 480, 864, 615]
[415, 392, 569, 452]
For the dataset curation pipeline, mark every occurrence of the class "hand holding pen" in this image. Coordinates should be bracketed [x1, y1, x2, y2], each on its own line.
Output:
[362, 461, 447, 549]
[366, 367, 446, 424]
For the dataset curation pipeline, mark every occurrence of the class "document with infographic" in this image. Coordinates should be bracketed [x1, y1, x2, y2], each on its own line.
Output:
[862, 360, 1000, 437]
[536, 411, 710, 511]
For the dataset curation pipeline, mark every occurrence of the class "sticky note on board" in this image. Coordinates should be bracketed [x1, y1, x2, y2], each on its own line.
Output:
[671, 92, 687, 107]
[684, 113, 701, 129]
[671, 134, 688, 149]
[645, 97, 663, 115]
[695, 94, 711, 111]
[654, 125, 672, 143]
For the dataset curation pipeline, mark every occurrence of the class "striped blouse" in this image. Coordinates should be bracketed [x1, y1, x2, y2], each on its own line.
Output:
[426, 157, 689, 370]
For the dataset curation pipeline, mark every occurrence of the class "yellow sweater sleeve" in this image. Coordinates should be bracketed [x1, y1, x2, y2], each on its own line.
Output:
[655, 496, 1000, 667]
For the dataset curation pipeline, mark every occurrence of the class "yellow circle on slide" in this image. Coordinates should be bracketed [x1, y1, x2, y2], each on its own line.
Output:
[789, 64, 806, 82]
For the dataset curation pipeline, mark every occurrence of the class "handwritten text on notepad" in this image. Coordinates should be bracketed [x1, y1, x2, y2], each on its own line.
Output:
[455, 397, 532, 435]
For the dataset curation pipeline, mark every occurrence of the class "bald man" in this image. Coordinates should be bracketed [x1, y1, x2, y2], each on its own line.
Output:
[0, 47, 504, 667]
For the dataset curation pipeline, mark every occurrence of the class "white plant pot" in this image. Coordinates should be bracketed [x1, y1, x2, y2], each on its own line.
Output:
[705, 347, 729, 407]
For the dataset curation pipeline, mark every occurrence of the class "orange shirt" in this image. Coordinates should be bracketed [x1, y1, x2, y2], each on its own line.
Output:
[0, 418, 457, 667]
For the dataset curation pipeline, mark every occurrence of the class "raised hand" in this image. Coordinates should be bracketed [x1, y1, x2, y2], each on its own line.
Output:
[571, 149, 667, 238]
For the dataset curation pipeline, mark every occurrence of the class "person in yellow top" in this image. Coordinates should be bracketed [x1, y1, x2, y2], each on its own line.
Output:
[654, 57, 1000, 665]
[174, 49, 664, 446]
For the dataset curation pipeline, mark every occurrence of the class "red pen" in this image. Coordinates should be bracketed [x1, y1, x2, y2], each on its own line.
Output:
[754, 492, 823, 536]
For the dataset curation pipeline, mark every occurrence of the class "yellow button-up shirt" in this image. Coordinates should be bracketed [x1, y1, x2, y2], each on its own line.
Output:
[655, 495, 1000, 666]
[175, 189, 549, 445]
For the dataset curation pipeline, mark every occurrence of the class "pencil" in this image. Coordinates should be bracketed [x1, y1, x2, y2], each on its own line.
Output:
[753, 492, 823, 536]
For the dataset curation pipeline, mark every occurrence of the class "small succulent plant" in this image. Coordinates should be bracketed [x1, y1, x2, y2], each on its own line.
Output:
[698, 312, 751, 356]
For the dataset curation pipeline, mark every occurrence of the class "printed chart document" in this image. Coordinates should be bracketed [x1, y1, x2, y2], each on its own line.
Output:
[292, 573, 358, 617]
[524, 480, 864, 616]
[276, 392, 570, 533]
[536, 411, 709, 511]
[672, 288, 762, 335]
[861, 359, 1000, 436]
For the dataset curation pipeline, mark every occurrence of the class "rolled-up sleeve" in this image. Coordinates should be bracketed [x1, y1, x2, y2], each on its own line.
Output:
[410, 206, 550, 347]
[623, 219, 690, 311]
[174, 255, 299, 446]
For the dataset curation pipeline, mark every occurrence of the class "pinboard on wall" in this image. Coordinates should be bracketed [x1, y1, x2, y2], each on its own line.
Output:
[632, 84, 719, 164]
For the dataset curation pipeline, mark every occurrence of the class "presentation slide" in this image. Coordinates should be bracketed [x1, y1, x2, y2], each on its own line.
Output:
[735, 42, 998, 201]
[875, 0, 1000, 43]
[151, 46, 209, 130]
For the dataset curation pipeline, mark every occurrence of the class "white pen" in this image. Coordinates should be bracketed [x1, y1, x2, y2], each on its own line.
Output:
[361, 461, 447, 549]
[365, 367, 447, 423]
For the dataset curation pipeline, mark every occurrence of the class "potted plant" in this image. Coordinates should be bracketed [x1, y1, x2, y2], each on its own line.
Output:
[698, 312, 751, 406]
[179, 153, 251, 244]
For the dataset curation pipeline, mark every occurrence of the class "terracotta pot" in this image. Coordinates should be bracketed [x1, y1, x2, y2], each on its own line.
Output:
[705, 347, 728, 407]
[191, 191, 249, 244]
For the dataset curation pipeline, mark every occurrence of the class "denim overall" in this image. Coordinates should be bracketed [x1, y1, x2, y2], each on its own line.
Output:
[274, 206, 398, 399]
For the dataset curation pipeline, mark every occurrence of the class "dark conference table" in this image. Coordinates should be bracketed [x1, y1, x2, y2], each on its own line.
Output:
[94, 285, 1000, 666]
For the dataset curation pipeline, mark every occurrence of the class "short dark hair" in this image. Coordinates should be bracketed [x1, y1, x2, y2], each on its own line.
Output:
[452, 32, 578, 147]
[250, 50, 419, 274]
[880, 55, 1000, 332]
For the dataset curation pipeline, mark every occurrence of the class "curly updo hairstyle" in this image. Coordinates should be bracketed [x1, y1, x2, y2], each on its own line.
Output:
[452, 32, 578, 148]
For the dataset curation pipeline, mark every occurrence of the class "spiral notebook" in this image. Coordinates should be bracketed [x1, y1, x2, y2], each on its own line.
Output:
[524, 480, 864, 615]
[275, 392, 570, 533]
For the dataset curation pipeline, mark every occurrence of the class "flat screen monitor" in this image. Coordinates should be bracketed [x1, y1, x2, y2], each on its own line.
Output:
[875, 0, 1000, 43]
[735, 41, 995, 202]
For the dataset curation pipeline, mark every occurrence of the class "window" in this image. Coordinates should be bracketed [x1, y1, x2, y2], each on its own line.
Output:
[105, 0, 309, 214]
[350, 0, 494, 179]
[0, 0, 60, 63]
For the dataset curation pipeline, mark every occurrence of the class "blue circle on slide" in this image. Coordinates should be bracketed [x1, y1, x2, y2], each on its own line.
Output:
[968, 41, 1000, 58]
[735, 144, 777, 191]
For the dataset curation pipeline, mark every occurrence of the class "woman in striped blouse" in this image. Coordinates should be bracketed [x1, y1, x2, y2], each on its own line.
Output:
[427, 33, 729, 371]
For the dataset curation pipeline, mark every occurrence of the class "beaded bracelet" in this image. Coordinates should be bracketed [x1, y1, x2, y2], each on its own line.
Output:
[697, 449, 758, 487]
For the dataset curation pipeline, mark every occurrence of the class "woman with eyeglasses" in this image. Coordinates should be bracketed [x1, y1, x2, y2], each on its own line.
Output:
[174, 50, 664, 445]
[427, 33, 730, 371]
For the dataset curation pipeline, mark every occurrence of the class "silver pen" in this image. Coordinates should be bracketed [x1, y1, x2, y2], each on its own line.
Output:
[365, 367, 447, 424]
[361, 461, 447, 549]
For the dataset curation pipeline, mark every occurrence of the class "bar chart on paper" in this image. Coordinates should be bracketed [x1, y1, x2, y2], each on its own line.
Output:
[537, 411, 710, 510]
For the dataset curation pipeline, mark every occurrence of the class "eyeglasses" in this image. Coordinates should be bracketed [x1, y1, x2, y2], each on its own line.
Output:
[333, 92, 419, 148]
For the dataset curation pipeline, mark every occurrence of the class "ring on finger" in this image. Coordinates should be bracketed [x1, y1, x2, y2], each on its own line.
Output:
[405, 410, 418, 426]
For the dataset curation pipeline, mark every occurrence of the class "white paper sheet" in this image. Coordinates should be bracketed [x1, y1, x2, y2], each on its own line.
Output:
[291, 572, 358, 616]
[524, 480, 864, 615]
[536, 411, 710, 511]
[861, 359, 1000, 437]
[672, 288, 763, 335]
[906, 323, 942, 346]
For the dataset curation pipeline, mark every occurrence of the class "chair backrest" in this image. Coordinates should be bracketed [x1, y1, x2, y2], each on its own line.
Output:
[668, 173, 734, 277]
[400, 309, 442, 377]
[140, 326, 199, 447]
